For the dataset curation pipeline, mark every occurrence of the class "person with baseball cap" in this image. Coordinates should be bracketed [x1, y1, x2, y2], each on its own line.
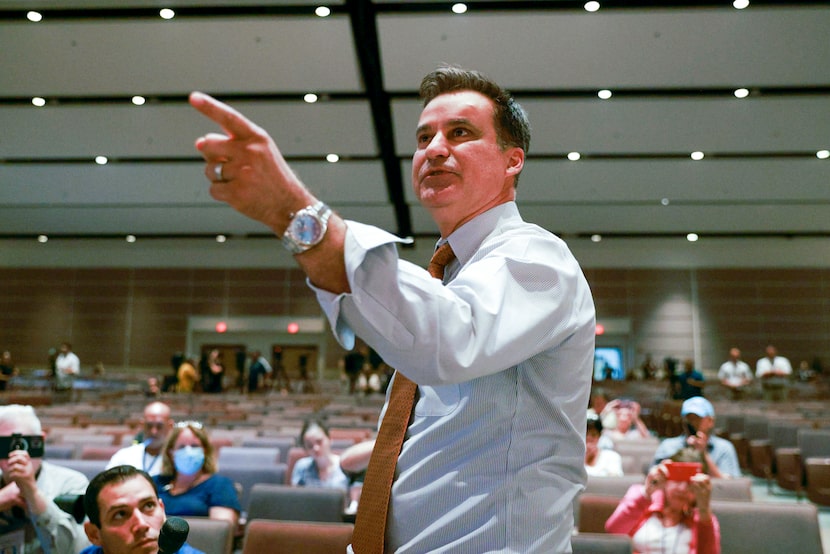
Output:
[651, 397, 741, 478]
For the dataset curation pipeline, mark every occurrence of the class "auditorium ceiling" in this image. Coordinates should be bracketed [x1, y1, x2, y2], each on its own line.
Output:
[1, 0, 829, 266]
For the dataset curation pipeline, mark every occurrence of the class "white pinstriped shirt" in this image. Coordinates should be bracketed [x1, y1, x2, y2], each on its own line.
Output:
[313, 202, 595, 553]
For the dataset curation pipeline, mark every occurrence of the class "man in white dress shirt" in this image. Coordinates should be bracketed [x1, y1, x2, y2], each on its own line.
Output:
[189, 65, 595, 553]
[106, 402, 173, 476]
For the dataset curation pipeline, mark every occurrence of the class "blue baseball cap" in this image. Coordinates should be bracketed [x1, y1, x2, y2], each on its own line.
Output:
[681, 396, 714, 418]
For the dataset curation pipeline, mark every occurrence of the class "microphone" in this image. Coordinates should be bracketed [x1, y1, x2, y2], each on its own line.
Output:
[158, 516, 189, 554]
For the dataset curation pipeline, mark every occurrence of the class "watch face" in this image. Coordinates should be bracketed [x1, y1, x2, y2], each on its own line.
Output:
[292, 213, 323, 245]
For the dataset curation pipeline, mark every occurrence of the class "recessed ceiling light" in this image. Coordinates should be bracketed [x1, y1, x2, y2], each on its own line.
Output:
[584, 1, 600, 12]
[733, 88, 750, 99]
[567, 152, 581, 161]
[27, 11, 43, 22]
[661, 198, 670, 206]
[326, 154, 340, 163]
[32, 97, 46, 107]
[733, 0, 750, 9]
[687, 233, 699, 242]
[591, 234, 602, 243]
[159, 8, 175, 20]
[597, 89, 612, 100]
[690, 151, 705, 161]
[37, 235, 48, 243]
[216, 235, 227, 243]
[126, 235, 137, 243]
[95, 156, 108, 165]
[452, 3, 468, 14]
[132, 96, 146, 106]
[304, 93, 318, 104]
[315, 6, 331, 17]
[817, 150, 830, 160]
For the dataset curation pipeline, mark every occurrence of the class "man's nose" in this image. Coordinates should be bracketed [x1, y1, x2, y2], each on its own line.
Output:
[424, 133, 449, 158]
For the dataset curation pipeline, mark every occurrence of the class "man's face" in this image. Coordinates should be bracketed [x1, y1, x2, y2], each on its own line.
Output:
[411, 90, 523, 235]
[142, 407, 171, 449]
[84, 476, 165, 554]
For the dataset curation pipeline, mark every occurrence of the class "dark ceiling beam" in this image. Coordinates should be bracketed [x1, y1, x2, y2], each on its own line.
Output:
[346, 0, 412, 239]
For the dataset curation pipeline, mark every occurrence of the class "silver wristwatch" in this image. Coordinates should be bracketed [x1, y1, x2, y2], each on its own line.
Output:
[282, 201, 332, 254]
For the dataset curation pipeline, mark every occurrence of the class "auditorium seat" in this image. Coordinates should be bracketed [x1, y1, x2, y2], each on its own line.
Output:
[183, 516, 234, 554]
[242, 519, 353, 554]
[217, 446, 281, 468]
[217, 464, 287, 513]
[49, 458, 108, 480]
[577, 494, 619, 534]
[246, 484, 346, 523]
[711, 500, 823, 554]
[572, 532, 633, 554]
[804, 457, 830, 506]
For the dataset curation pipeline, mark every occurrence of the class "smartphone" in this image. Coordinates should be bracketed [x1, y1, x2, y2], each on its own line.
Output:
[0, 434, 45, 459]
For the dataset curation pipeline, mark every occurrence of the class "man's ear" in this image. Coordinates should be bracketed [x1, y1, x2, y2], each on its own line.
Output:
[505, 147, 525, 178]
[84, 521, 102, 546]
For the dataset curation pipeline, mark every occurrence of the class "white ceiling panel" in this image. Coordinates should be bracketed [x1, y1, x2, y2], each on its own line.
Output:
[392, 96, 830, 156]
[379, 8, 830, 91]
[0, 16, 360, 96]
[0, 160, 388, 206]
[1, 100, 377, 158]
[401, 159, 830, 204]
[1, 1, 829, 268]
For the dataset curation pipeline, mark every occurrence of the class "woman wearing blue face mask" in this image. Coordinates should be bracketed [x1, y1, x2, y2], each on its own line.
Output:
[153, 421, 241, 529]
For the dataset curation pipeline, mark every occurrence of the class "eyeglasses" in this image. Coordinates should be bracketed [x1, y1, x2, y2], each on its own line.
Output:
[175, 420, 204, 430]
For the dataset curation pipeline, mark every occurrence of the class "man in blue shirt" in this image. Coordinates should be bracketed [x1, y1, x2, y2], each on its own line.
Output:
[82, 465, 204, 554]
[652, 396, 741, 478]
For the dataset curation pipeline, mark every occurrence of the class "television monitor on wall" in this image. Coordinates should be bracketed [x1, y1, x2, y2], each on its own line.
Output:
[594, 346, 625, 380]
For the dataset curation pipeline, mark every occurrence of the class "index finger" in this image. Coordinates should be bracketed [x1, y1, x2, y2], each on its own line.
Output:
[189, 91, 259, 140]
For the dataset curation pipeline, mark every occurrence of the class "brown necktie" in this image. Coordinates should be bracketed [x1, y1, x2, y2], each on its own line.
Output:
[351, 242, 455, 554]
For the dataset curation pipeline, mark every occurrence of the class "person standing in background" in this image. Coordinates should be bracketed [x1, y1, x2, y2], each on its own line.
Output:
[54, 342, 80, 392]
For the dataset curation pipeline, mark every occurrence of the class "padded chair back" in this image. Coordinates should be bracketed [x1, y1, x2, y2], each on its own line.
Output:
[585, 476, 643, 498]
[585, 476, 751, 502]
[241, 437, 296, 463]
[577, 494, 620, 533]
[247, 483, 346, 523]
[43, 444, 76, 459]
[797, 428, 830, 459]
[804, 457, 830, 506]
[284, 446, 308, 484]
[711, 500, 823, 554]
[79, 445, 121, 460]
[709, 477, 752, 501]
[49, 458, 108, 480]
[183, 517, 234, 554]
[242, 519, 353, 554]
[217, 446, 280, 468]
[218, 464, 287, 513]
[572, 532, 633, 554]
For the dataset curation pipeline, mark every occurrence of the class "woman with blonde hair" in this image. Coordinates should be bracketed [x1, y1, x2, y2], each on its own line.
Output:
[153, 421, 240, 528]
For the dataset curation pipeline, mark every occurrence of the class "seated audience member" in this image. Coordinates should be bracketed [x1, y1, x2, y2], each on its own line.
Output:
[153, 422, 240, 528]
[107, 402, 173, 476]
[291, 420, 350, 490]
[81, 465, 205, 554]
[0, 404, 91, 553]
[674, 359, 705, 400]
[605, 461, 721, 554]
[717, 347, 753, 399]
[652, 397, 740, 479]
[603, 399, 651, 441]
[587, 389, 617, 431]
[585, 414, 624, 477]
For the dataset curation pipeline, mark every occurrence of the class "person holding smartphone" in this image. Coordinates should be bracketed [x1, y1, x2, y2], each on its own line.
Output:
[605, 460, 721, 553]
[651, 397, 740, 479]
[0, 404, 91, 553]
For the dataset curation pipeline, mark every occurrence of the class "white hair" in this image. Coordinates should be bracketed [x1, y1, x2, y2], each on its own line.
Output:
[0, 404, 43, 435]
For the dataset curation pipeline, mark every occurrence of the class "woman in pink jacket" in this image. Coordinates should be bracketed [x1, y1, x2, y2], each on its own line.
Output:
[605, 461, 721, 554]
